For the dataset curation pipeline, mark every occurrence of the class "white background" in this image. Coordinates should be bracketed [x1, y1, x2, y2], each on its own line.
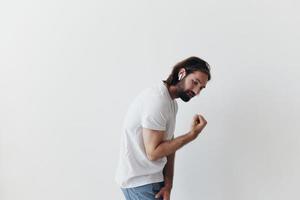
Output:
[1, 0, 299, 199]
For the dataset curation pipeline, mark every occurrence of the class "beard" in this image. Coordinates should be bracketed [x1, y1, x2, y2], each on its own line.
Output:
[177, 80, 193, 102]
[178, 90, 191, 102]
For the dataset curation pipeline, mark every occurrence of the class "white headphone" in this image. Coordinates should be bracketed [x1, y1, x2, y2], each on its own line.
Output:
[178, 73, 184, 80]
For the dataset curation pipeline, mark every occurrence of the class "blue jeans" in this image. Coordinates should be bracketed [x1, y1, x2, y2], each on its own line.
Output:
[121, 181, 164, 200]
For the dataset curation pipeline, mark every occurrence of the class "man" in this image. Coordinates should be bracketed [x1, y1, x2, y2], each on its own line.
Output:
[115, 56, 211, 200]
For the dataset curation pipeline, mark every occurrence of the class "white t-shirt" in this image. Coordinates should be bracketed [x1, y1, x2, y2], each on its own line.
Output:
[115, 82, 178, 188]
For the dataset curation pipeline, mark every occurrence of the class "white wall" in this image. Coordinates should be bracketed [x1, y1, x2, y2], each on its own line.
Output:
[1, 0, 299, 199]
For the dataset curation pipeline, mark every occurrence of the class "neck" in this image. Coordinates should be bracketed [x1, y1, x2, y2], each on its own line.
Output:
[163, 82, 178, 100]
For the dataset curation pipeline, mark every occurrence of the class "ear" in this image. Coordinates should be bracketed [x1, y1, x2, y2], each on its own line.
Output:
[178, 68, 186, 80]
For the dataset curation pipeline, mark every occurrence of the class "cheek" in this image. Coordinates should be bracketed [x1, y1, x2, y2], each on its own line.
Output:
[184, 81, 194, 90]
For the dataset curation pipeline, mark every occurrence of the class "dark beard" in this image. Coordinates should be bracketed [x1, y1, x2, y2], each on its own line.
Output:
[176, 80, 191, 102]
[178, 91, 191, 102]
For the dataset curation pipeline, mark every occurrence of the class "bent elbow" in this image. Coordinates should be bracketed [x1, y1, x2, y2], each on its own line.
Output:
[146, 152, 159, 161]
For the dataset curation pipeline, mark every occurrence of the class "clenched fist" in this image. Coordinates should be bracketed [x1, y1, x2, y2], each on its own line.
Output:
[190, 114, 207, 139]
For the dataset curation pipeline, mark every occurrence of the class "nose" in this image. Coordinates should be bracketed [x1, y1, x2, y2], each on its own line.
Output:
[193, 87, 201, 96]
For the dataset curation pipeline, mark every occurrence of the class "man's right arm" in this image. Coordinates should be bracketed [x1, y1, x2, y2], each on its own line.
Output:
[143, 114, 207, 161]
[143, 129, 195, 161]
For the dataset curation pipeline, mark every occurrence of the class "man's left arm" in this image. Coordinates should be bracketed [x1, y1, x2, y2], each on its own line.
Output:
[155, 152, 175, 200]
[164, 152, 175, 189]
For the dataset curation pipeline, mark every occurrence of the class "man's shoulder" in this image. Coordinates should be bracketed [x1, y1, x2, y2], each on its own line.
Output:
[139, 84, 168, 102]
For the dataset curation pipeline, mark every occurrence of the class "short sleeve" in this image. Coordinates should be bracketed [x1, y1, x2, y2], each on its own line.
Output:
[141, 97, 169, 131]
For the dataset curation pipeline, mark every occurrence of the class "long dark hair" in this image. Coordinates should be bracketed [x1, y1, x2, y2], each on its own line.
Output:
[164, 56, 211, 86]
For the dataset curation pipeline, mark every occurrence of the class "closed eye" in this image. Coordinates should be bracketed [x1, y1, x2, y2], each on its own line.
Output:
[192, 79, 199, 85]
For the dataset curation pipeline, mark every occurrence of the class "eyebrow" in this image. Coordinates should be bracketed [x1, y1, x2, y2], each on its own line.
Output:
[195, 78, 206, 88]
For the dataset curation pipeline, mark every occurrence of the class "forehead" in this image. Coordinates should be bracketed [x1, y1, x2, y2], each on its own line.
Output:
[188, 71, 209, 84]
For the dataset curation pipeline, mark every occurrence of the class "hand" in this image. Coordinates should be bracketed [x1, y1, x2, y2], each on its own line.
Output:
[155, 185, 171, 200]
[190, 114, 207, 139]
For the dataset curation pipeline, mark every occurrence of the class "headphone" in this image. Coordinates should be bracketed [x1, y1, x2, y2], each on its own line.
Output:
[178, 73, 185, 80]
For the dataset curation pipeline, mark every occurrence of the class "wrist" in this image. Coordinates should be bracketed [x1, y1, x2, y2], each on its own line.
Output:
[164, 183, 172, 190]
[188, 131, 197, 140]
[164, 179, 173, 189]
